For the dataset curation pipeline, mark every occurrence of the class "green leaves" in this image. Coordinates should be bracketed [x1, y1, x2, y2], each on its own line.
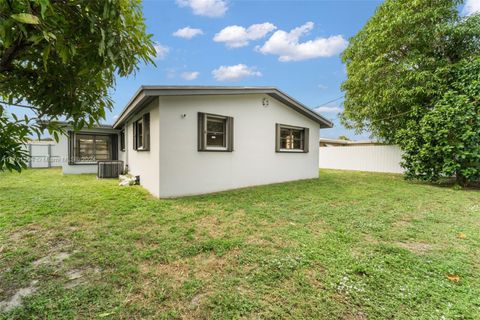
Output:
[0, 112, 30, 172]
[341, 0, 480, 185]
[11, 13, 40, 24]
[341, 0, 472, 141]
[399, 59, 480, 186]
[0, 0, 154, 172]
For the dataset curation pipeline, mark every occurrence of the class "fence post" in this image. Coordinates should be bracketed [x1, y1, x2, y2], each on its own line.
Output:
[48, 144, 52, 168]
[28, 144, 32, 168]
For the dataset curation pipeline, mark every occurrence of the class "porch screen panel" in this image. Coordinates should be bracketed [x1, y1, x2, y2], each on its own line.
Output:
[75, 135, 95, 162]
[95, 135, 111, 160]
[72, 134, 113, 163]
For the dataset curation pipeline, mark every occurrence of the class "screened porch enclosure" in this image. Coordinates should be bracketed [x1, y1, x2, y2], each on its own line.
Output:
[68, 131, 118, 165]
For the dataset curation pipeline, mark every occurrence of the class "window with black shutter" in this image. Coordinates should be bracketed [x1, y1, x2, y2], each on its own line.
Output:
[133, 113, 150, 151]
[120, 129, 125, 151]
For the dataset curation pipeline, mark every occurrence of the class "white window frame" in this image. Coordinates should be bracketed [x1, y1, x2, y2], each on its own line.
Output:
[205, 115, 227, 151]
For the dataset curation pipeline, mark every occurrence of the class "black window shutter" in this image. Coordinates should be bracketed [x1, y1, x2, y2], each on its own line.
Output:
[68, 131, 74, 164]
[303, 128, 309, 153]
[275, 124, 281, 152]
[143, 113, 150, 150]
[111, 134, 118, 160]
[198, 112, 205, 151]
[120, 129, 125, 151]
[133, 121, 137, 150]
[227, 116, 234, 152]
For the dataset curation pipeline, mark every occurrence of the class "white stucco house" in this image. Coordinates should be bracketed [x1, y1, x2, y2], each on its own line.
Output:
[57, 86, 333, 197]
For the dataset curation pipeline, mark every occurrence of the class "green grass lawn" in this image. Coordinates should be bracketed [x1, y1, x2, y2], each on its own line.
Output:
[0, 169, 479, 319]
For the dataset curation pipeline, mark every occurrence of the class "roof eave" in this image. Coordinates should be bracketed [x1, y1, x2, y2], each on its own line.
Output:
[112, 86, 334, 129]
[267, 90, 333, 128]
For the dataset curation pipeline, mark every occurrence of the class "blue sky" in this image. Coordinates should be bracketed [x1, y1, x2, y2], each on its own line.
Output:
[109, 0, 385, 139]
[7, 0, 479, 140]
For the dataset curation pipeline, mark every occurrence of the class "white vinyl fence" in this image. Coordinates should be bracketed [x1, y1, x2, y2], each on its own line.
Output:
[26, 142, 62, 168]
[319, 145, 404, 174]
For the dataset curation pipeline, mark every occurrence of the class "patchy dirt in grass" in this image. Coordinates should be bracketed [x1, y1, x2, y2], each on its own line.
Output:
[342, 310, 368, 320]
[8, 225, 43, 243]
[245, 235, 271, 246]
[351, 234, 380, 258]
[176, 291, 214, 320]
[139, 249, 239, 284]
[191, 252, 231, 280]
[395, 241, 433, 254]
[0, 243, 101, 313]
[136, 245, 244, 314]
[125, 267, 213, 319]
[193, 209, 249, 239]
[195, 214, 225, 238]
[9, 225, 73, 251]
[66, 269, 83, 281]
[389, 213, 417, 230]
[244, 234, 292, 250]
[140, 259, 190, 286]
[306, 218, 331, 236]
[0, 248, 74, 311]
[303, 268, 325, 289]
[363, 234, 379, 244]
[32, 251, 72, 267]
[64, 267, 101, 289]
[392, 219, 412, 229]
[189, 292, 211, 310]
[30, 247, 98, 289]
[0, 280, 38, 312]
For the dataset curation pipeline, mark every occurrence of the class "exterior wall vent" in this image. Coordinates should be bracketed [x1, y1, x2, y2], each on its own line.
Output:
[97, 160, 124, 179]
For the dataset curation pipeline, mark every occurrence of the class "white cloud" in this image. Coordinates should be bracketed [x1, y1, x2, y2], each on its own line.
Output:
[314, 102, 343, 113]
[318, 84, 328, 90]
[214, 23, 277, 48]
[315, 106, 342, 113]
[176, 0, 227, 17]
[256, 22, 348, 62]
[173, 27, 204, 39]
[113, 114, 119, 120]
[462, 0, 480, 15]
[212, 64, 261, 81]
[154, 43, 169, 60]
[181, 71, 200, 80]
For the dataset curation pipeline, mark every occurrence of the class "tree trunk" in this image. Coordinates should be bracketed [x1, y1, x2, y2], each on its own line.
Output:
[455, 172, 468, 188]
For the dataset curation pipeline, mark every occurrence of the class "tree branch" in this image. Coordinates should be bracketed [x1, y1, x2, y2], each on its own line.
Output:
[0, 39, 27, 73]
[0, 100, 39, 110]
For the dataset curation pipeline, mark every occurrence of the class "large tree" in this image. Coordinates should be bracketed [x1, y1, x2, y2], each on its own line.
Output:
[0, 0, 155, 171]
[398, 59, 480, 186]
[341, 0, 480, 185]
